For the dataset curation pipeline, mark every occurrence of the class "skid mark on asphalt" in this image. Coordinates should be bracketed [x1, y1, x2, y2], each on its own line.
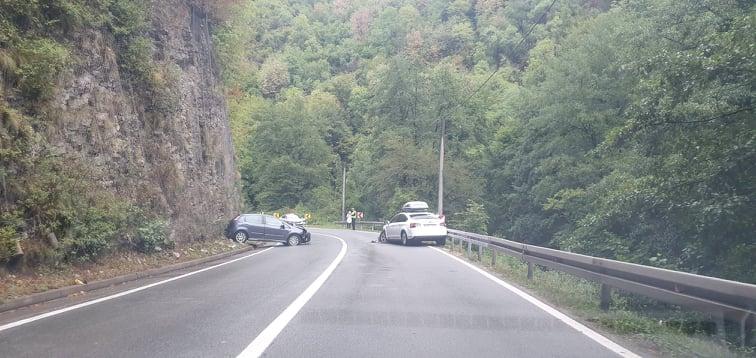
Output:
[295, 308, 567, 332]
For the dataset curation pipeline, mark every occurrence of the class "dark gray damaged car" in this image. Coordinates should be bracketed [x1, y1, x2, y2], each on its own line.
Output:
[226, 214, 311, 246]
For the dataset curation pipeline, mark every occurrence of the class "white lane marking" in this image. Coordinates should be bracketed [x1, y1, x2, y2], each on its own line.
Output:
[430, 247, 641, 358]
[237, 233, 347, 358]
[0, 247, 274, 333]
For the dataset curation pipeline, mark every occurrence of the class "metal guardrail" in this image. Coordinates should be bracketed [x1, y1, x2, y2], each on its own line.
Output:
[446, 229, 756, 346]
[334, 220, 384, 231]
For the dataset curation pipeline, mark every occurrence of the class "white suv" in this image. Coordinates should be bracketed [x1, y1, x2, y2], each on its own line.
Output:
[380, 211, 447, 246]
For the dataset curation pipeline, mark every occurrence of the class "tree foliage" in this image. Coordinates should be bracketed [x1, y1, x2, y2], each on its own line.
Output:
[215, 0, 754, 282]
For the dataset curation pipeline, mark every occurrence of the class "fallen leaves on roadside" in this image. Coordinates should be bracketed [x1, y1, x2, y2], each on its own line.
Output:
[1, 238, 243, 302]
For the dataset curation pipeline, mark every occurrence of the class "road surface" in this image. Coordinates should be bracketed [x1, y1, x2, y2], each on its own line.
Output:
[0, 228, 637, 357]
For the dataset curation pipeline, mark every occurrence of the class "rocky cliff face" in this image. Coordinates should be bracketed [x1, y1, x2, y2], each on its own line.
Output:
[44, 1, 238, 242]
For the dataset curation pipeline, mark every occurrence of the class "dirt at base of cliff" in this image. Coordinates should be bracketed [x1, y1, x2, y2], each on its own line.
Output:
[0, 238, 251, 304]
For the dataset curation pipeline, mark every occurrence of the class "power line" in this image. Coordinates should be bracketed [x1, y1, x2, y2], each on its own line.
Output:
[437, 0, 560, 215]
[458, 0, 560, 108]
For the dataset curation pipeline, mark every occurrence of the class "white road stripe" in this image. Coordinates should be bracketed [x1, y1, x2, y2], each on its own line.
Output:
[237, 233, 348, 358]
[430, 247, 641, 358]
[0, 247, 274, 333]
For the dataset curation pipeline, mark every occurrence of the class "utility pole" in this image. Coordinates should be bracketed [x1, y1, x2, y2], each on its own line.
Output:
[341, 164, 346, 221]
[438, 118, 445, 217]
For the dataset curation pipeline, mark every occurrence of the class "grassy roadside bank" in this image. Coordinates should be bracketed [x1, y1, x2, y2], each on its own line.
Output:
[441, 243, 753, 358]
[0, 238, 247, 304]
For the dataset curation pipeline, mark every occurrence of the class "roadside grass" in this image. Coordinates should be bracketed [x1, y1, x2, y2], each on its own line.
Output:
[443, 243, 753, 358]
[0, 238, 249, 304]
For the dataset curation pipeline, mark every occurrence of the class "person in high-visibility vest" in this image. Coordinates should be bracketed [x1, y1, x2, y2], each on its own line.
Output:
[346, 208, 357, 230]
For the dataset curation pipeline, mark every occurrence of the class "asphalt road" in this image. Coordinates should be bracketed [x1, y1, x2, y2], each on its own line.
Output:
[0, 228, 636, 357]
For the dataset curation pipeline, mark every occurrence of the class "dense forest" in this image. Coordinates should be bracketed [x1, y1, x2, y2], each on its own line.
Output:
[214, 0, 754, 283]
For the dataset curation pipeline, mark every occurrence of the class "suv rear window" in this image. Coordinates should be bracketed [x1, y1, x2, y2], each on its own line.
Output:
[390, 214, 406, 223]
[409, 214, 435, 219]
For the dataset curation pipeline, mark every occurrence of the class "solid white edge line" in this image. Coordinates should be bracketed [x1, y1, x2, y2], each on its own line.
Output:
[237, 233, 348, 358]
[429, 246, 641, 358]
[0, 247, 274, 333]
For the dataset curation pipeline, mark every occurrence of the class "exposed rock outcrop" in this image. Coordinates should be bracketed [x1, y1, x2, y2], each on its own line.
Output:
[43, 1, 239, 242]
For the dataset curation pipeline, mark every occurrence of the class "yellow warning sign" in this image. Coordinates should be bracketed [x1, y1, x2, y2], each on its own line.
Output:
[273, 212, 280, 218]
[304, 213, 312, 220]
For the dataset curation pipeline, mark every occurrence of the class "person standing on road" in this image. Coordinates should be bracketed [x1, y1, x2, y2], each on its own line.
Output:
[347, 208, 357, 230]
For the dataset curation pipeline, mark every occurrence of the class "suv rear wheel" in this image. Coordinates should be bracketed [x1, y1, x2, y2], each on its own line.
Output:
[286, 234, 301, 246]
[436, 237, 446, 246]
[234, 230, 248, 244]
[401, 231, 410, 246]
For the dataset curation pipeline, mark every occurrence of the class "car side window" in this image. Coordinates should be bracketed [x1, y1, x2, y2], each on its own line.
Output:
[265, 216, 283, 227]
[245, 215, 263, 225]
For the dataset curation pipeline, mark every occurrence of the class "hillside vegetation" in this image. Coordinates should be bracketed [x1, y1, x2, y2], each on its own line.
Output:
[215, 0, 754, 283]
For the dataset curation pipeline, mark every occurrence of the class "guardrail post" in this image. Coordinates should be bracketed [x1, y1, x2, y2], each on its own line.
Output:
[527, 261, 534, 280]
[466, 240, 472, 258]
[599, 284, 612, 311]
[738, 314, 748, 347]
[491, 249, 496, 267]
[715, 312, 726, 342]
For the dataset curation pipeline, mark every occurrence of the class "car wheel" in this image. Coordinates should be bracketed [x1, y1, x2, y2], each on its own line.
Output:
[401, 231, 410, 246]
[286, 234, 301, 246]
[436, 237, 446, 246]
[234, 230, 248, 244]
[379, 230, 387, 243]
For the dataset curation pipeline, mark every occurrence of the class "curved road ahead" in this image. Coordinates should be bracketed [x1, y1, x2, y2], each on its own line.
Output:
[0, 229, 638, 357]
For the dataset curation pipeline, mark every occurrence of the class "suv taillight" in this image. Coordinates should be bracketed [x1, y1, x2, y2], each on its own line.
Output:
[409, 223, 417, 228]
